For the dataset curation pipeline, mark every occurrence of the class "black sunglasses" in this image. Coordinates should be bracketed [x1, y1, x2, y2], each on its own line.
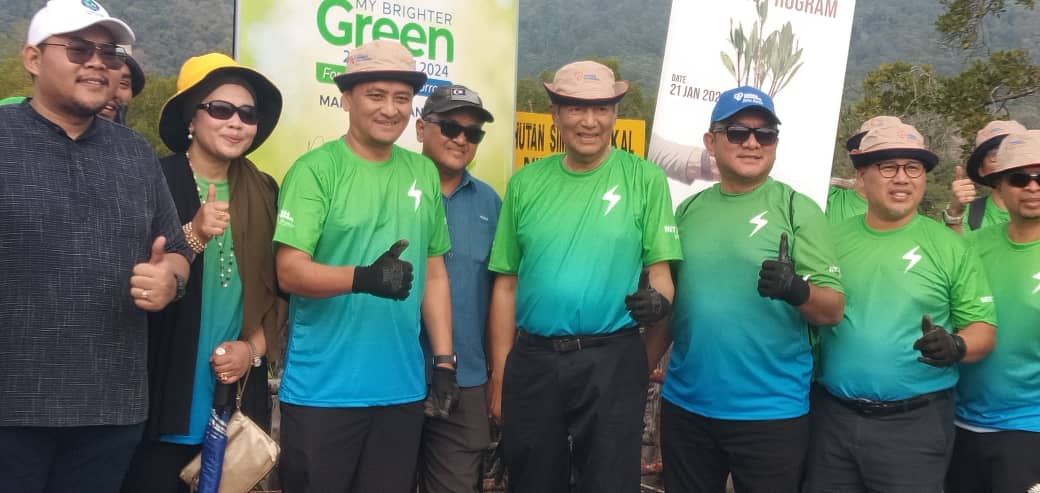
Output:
[1005, 171, 1040, 188]
[425, 118, 485, 144]
[197, 100, 259, 125]
[38, 38, 126, 70]
[711, 124, 779, 146]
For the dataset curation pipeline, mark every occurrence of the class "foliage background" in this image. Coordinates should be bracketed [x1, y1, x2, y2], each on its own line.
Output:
[2, 0, 1038, 217]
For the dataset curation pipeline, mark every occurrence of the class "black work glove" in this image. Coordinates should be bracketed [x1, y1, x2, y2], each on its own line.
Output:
[758, 233, 810, 306]
[913, 315, 966, 367]
[625, 270, 671, 325]
[424, 366, 461, 418]
[353, 240, 413, 300]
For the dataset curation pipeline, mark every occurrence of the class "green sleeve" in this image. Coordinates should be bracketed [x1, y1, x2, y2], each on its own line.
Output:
[791, 193, 843, 293]
[488, 178, 520, 274]
[641, 166, 683, 264]
[273, 156, 329, 256]
[428, 191, 451, 256]
[950, 243, 997, 329]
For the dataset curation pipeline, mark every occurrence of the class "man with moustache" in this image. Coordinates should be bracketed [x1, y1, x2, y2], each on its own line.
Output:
[947, 130, 1040, 493]
[413, 84, 499, 493]
[96, 51, 144, 123]
[487, 60, 682, 492]
[806, 123, 997, 492]
[0, 1, 190, 491]
[274, 40, 459, 492]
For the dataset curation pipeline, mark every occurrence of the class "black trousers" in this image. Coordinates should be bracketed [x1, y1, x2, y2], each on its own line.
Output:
[660, 399, 809, 493]
[804, 388, 954, 493]
[279, 400, 424, 493]
[501, 330, 648, 493]
[946, 426, 1040, 493]
[0, 423, 144, 493]
[417, 384, 492, 493]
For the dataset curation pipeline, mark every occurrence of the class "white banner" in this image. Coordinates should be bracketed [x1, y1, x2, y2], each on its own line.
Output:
[649, 0, 856, 208]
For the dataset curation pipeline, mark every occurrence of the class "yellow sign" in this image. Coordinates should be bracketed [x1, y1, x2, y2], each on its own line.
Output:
[513, 112, 646, 170]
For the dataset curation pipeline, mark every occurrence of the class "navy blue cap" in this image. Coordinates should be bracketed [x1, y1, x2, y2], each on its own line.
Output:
[710, 86, 780, 125]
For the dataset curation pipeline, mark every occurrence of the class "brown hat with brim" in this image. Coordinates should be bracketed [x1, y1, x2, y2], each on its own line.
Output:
[845, 115, 902, 151]
[990, 130, 1040, 176]
[543, 60, 628, 106]
[159, 53, 282, 154]
[850, 123, 939, 171]
[966, 120, 1028, 184]
[333, 40, 427, 93]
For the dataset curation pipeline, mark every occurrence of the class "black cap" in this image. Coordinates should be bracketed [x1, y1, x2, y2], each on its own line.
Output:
[421, 85, 494, 122]
[125, 55, 145, 96]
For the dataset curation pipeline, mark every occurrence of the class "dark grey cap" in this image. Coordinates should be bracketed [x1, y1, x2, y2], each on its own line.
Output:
[421, 84, 494, 122]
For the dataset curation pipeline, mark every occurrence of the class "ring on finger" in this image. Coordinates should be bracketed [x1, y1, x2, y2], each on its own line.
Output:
[141, 289, 149, 299]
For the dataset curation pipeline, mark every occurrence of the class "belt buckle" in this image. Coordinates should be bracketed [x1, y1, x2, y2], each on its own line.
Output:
[552, 337, 582, 352]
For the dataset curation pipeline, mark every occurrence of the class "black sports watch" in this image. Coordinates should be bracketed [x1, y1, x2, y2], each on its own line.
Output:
[433, 354, 457, 367]
[952, 333, 968, 362]
[172, 273, 187, 302]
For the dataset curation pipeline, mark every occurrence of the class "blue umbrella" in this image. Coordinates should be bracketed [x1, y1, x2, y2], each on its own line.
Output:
[197, 380, 235, 493]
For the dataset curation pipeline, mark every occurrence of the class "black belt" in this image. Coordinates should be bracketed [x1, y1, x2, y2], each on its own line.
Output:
[517, 327, 639, 352]
[827, 389, 947, 417]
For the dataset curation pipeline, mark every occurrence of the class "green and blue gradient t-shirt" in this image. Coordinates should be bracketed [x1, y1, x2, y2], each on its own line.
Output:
[956, 224, 1040, 431]
[663, 178, 843, 420]
[488, 149, 682, 335]
[274, 139, 450, 407]
[819, 215, 996, 401]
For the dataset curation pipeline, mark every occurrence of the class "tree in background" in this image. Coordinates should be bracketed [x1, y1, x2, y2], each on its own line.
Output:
[834, 1, 1039, 218]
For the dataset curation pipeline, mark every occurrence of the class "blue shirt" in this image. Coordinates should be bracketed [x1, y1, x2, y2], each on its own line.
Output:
[422, 171, 501, 387]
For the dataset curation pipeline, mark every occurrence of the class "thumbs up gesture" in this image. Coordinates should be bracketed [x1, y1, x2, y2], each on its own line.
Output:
[947, 165, 977, 216]
[352, 239, 414, 300]
[913, 314, 967, 367]
[758, 232, 810, 306]
[130, 236, 179, 311]
[191, 183, 230, 243]
[625, 269, 671, 326]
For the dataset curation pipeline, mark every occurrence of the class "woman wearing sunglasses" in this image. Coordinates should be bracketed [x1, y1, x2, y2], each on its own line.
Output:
[121, 53, 285, 493]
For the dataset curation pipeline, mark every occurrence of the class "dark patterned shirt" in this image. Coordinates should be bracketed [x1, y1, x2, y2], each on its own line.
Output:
[0, 101, 190, 426]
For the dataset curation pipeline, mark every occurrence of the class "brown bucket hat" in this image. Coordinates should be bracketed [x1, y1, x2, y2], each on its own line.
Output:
[967, 120, 1028, 184]
[850, 123, 939, 171]
[543, 60, 628, 106]
[845, 115, 903, 151]
[333, 40, 427, 93]
[990, 130, 1040, 176]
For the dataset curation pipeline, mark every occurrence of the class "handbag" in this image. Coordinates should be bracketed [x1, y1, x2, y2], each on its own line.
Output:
[179, 371, 280, 493]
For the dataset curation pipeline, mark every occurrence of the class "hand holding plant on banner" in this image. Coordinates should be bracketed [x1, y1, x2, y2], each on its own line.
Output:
[720, 0, 804, 97]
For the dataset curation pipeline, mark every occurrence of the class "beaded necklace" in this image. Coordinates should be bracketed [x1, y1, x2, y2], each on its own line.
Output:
[186, 152, 236, 288]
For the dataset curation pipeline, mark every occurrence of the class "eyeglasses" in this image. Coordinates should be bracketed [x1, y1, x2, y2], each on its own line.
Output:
[38, 38, 126, 70]
[197, 101, 259, 125]
[876, 161, 925, 178]
[1005, 171, 1040, 188]
[425, 118, 485, 144]
[711, 124, 779, 146]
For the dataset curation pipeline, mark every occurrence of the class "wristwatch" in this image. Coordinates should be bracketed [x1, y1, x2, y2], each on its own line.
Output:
[952, 334, 968, 362]
[172, 273, 187, 301]
[433, 354, 457, 367]
[942, 207, 964, 225]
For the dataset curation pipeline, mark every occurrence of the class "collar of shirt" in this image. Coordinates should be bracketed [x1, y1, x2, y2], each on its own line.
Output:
[20, 99, 103, 142]
[444, 169, 474, 200]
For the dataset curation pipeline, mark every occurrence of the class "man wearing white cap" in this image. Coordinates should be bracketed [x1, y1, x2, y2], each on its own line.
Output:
[0, 1, 191, 491]
[943, 120, 1028, 233]
[661, 86, 845, 492]
[487, 60, 682, 492]
[946, 130, 1040, 493]
[806, 123, 996, 491]
[274, 39, 457, 492]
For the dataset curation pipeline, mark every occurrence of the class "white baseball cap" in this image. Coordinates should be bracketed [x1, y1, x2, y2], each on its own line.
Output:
[27, 0, 134, 46]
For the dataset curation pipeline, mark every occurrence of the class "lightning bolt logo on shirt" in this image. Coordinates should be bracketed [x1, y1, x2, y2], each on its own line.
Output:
[407, 180, 421, 211]
[902, 246, 922, 272]
[1032, 272, 1040, 295]
[748, 211, 768, 237]
[602, 185, 621, 215]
